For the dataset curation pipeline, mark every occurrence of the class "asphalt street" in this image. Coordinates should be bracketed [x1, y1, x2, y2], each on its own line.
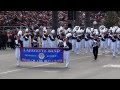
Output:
[0, 48, 120, 79]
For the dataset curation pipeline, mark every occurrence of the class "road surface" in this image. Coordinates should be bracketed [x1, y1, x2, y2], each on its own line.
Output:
[0, 48, 120, 79]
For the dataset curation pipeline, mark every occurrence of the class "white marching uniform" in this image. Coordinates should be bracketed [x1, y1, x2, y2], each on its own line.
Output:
[111, 36, 117, 56]
[84, 34, 90, 53]
[15, 40, 22, 66]
[76, 36, 82, 54]
[42, 34, 48, 48]
[22, 34, 31, 47]
[117, 36, 120, 54]
[48, 34, 57, 48]
[81, 36, 85, 50]
[89, 34, 93, 52]
[72, 33, 77, 52]
[63, 41, 72, 67]
[100, 35, 106, 54]
[108, 34, 112, 49]
[32, 36, 40, 48]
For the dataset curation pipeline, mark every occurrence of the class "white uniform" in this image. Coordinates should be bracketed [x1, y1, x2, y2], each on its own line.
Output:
[117, 35, 120, 54]
[22, 34, 31, 47]
[111, 36, 117, 56]
[108, 33, 112, 49]
[63, 41, 72, 67]
[81, 36, 85, 50]
[48, 34, 57, 48]
[15, 40, 22, 66]
[84, 34, 90, 53]
[42, 34, 48, 48]
[89, 34, 93, 52]
[72, 33, 77, 52]
[76, 36, 82, 54]
[100, 35, 106, 54]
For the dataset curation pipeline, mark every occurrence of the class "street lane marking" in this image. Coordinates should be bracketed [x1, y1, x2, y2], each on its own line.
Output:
[0, 63, 54, 75]
[103, 64, 120, 68]
[44, 71, 59, 73]
[0, 55, 93, 75]
[0, 53, 116, 75]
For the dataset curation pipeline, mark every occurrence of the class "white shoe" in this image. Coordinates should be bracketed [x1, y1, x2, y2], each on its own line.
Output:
[113, 55, 115, 57]
[76, 53, 79, 55]
[17, 62, 20, 67]
[65, 63, 69, 68]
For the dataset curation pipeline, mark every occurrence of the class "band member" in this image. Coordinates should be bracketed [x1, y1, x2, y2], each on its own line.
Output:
[32, 29, 41, 48]
[76, 29, 82, 54]
[100, 33, 107, 54]
[89, 32, 94, 52]
[92, 35, 100, 60]
[116, 28, 120, 54]
[15, 35, 23, 66]
[42, 27, 48, 48]
[72, 31, 77, 52]
[48, 30, 57, 48]
[84, 33, 90, 53]
[63, 38, 72, 67]
[107, 29, 112, 50]
[65, 28, 72, 43]
[57, 35, 72, 67]
[111, 33, 117, 57]
[32, 36, 39, 48]
[80, 28, 85, 51]
[22, 28, 32, 47]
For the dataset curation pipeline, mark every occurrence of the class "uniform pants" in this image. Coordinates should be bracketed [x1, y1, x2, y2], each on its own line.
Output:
[15, 48, 21, 66]
[111, 42, 117, 56]
[117, 41, 120, 54]
[93, 46, 98, 60]
[42, 40, 48, 48]
[76, 41, 81, 54]
[81, 39, 85, 50]
[100, 40, 106, 54]
[85, 40, 90, 53]
[105, 38, 108, 49]
[108, 38, 111, 50]
[64, 51, 70, 67]
[49, 41, 57, 48]
[89, 39, 93, 52]
[72, 39, 76, 52]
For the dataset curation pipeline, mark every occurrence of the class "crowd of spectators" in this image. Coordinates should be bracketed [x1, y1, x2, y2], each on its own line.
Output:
[0, 11, 106, 28]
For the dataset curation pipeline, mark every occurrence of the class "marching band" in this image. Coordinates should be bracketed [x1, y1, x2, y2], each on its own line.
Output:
[16, 25, 120, 67]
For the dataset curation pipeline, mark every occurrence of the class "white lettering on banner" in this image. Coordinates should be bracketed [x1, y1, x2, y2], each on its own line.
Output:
[47, 49, 61, 53]
[47, 55, 56, 57]
[23, 48, 62, 53]
[25, 54, 36, 57]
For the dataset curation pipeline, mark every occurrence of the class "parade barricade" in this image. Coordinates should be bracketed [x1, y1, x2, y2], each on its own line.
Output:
[20, 47, 64, 63]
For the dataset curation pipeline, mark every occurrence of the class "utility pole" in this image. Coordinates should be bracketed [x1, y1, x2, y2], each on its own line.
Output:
[52, 11, 58, 34]
[75, 11, 80, 26]
[85, 11, 91, 28]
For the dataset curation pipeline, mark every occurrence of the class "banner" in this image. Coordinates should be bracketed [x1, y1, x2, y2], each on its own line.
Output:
[20, 48, 63, 63]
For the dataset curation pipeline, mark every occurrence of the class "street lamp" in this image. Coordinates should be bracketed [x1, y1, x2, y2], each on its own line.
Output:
[93, 21, 97, 28]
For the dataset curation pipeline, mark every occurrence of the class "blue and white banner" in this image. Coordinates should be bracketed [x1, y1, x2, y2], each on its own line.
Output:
[20, 48, 63, 63]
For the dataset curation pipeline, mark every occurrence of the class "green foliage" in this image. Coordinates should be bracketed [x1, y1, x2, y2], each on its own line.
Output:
[104, 11, 119, 28]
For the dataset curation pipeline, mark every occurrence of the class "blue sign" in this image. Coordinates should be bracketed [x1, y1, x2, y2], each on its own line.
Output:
[20, 48, 64, 63]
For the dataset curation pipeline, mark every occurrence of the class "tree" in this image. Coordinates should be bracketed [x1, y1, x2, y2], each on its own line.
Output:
[104, 11, 119, 28]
